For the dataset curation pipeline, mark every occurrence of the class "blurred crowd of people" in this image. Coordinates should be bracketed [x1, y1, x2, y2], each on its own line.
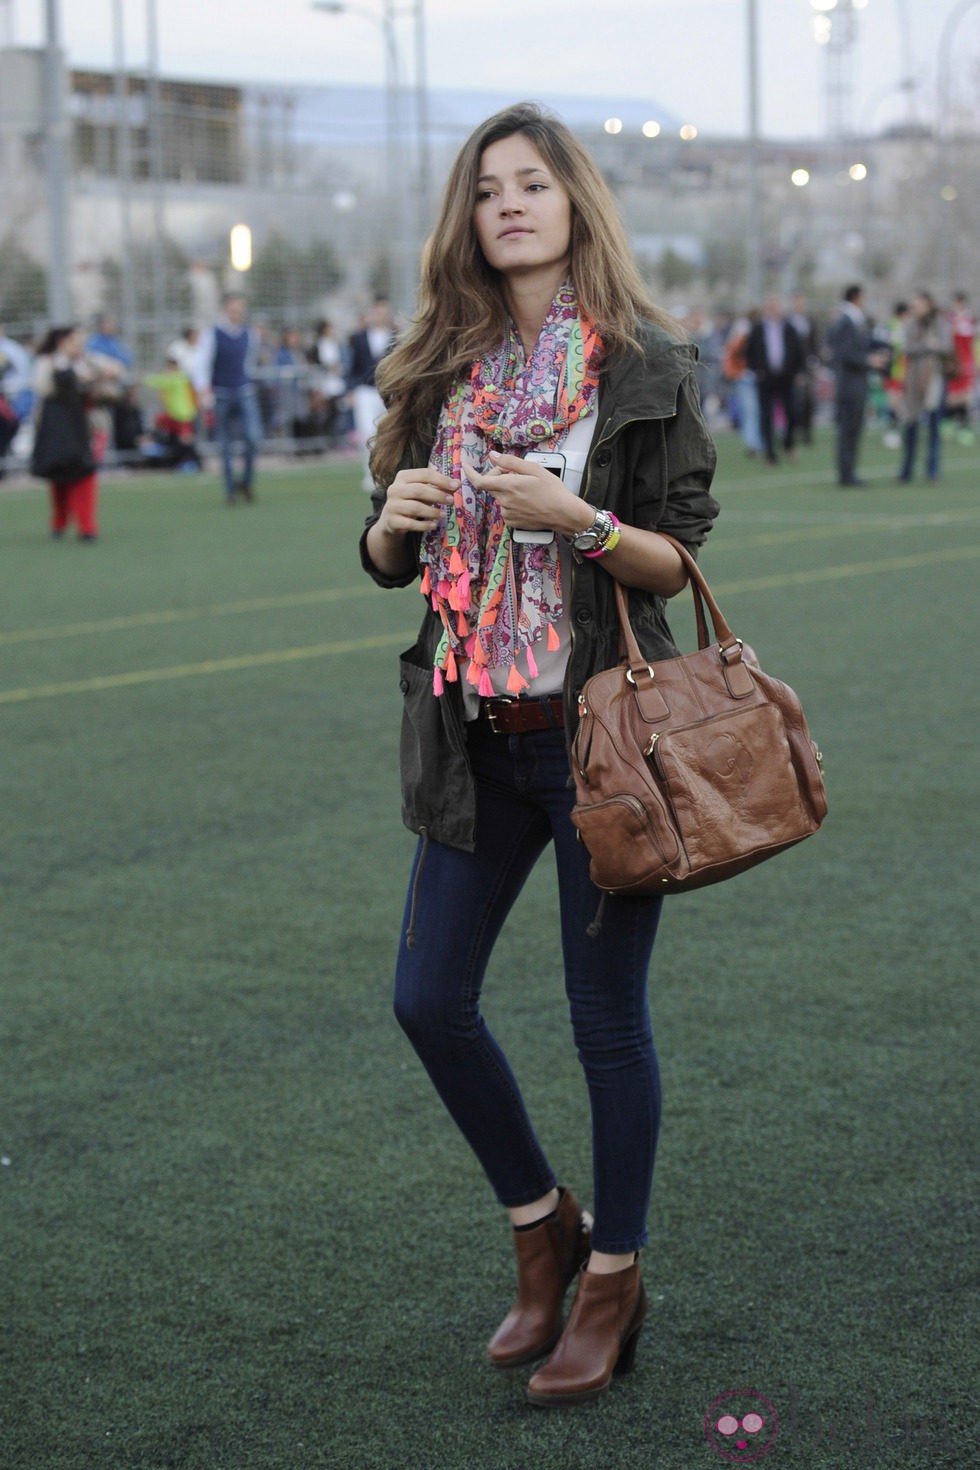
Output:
[0, 297, 398, 536]
[685, 285, 977, 487]
[1, 284, 976, 540]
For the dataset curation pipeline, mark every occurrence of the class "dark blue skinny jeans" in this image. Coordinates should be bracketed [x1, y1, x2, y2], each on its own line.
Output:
[393, 719, 664, 1254]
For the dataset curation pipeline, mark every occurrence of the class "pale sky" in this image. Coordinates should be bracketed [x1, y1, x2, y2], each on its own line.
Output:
[9, 0, 980, 139]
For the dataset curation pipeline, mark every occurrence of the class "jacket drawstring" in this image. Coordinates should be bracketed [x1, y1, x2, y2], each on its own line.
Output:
[586, 892, 608, 939]
[405, 826, 430, 950]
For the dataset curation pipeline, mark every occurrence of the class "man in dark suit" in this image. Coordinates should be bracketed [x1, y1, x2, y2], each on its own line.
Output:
[746, 295, 805, 465]
[825, 284, 890, 487]
[789, 291, 820, 445]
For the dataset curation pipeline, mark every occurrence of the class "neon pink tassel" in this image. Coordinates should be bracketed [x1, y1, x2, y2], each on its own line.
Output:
[547, 623, 560, 651]
[525, 645, 539, 680]
[506, 664, 529, 695]
[445, 647, 458, 682]
[433, 667, 444, 697]
[478, 668, 495, 698]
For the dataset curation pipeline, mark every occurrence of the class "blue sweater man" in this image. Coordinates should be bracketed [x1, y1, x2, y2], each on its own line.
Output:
[194, 293, 262, 502]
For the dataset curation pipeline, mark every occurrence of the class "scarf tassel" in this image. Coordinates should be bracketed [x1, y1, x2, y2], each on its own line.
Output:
[547, 623, 560, 652]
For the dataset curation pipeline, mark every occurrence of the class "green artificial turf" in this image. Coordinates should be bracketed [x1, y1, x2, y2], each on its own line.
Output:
[1, 428, 977, 1468]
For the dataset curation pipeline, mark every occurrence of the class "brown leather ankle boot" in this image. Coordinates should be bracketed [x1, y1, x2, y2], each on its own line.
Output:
[525, 1255, 647, 1406]
[486, 1187, 592, 1369]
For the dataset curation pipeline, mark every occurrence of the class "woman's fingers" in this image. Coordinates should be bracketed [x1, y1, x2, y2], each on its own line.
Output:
[382, 468, 457, 532]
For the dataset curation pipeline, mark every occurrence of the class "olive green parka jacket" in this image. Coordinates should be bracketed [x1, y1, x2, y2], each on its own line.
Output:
[359, 321, 720, 852]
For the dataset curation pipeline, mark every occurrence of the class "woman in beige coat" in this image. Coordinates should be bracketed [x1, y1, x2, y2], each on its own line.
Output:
[898, 292, 952, 482]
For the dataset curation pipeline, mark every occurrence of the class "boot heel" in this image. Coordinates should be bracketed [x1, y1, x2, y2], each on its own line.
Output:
[613, 1319, 643, 1376]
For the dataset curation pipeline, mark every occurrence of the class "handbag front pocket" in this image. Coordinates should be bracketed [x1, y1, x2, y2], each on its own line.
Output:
[652, 703, 810, 872]
[571, 790, 679, 892]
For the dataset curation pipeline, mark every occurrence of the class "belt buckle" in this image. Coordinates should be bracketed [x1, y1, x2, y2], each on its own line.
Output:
[485, 696, 514, 734]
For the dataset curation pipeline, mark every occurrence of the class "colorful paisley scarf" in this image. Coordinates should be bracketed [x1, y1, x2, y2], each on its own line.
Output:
[421, 284, 602, 697]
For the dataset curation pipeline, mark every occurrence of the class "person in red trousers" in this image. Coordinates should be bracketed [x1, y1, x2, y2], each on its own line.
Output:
[31, 325, 122, 540]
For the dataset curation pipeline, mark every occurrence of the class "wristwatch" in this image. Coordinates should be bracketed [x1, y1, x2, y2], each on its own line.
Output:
[571, 508, 621, 557]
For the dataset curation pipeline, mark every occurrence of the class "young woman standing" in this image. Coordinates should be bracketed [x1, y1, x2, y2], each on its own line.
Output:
[359, 103, 719, 1406]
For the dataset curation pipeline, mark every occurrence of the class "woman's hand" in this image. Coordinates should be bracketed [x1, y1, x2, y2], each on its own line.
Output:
[378, 468, 457, 536]
[463, 450, 593, 537]
[366, 467, 456, 578]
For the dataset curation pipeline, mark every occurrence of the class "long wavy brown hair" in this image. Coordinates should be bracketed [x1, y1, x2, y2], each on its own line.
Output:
[370, 101, 681, 487]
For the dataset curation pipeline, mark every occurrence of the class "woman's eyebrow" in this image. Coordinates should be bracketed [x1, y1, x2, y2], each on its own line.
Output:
[476, 166, 549, 186]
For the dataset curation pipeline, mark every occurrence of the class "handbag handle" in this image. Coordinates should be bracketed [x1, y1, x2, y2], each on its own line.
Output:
[613, 533, 744, 674]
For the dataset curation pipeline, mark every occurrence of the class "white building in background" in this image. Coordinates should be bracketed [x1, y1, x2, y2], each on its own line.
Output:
[0, 44, 974, 340]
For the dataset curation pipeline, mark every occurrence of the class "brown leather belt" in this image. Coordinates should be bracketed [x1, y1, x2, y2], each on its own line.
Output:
[481, 695, 565, 734]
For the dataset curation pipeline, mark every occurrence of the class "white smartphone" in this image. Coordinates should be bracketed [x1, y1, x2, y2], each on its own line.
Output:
[512, 451, 566, 545]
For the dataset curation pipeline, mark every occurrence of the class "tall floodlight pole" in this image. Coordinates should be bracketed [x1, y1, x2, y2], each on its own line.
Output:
[745, 0, 763, 302]
[112, 0, 137, 350]
[936, 0, 980, 300]
[380, 0, 406, 311]
[313, 1, 427, 317]
[146, 0, 168, 354]
[42, 0, 72, 319]
[413, 0, 431, 296]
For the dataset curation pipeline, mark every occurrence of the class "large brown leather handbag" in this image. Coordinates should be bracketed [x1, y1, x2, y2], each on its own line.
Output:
[570, 536, 827, 894]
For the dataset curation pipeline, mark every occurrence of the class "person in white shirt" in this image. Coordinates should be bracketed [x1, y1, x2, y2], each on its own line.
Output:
[346, 298, 396, 491]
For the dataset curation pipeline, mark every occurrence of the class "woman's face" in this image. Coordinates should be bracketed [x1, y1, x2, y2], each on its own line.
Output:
[911, 294, 931, 319]
[62, 329, 84, 358]
[472, 133, 572, 285]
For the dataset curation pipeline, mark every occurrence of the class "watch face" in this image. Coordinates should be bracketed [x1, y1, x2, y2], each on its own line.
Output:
[574, 510, 610, 552]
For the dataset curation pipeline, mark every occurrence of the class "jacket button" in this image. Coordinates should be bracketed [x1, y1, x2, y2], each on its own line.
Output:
[399, 678, 409, 694]
[595, 448, 611, 467]
[575, 608, 593, 626]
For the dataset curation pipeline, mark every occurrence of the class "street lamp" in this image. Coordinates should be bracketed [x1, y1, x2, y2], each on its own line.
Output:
[936, 0, 980, 298]
[312, 0, 427, 316]
[809, 0, 866, 139]
[230, 224, 253, 274]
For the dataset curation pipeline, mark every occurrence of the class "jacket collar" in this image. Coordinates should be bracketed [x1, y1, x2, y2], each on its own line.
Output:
[596, 327, 695, 435]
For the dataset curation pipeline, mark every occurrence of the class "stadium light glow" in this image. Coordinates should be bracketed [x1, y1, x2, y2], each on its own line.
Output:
[230, 223, 253, 272]
[604, 117, 624, 134]
[642, 120, 662, 138]
[679, 123, 698, 140]
[791, 168, 811, 186]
